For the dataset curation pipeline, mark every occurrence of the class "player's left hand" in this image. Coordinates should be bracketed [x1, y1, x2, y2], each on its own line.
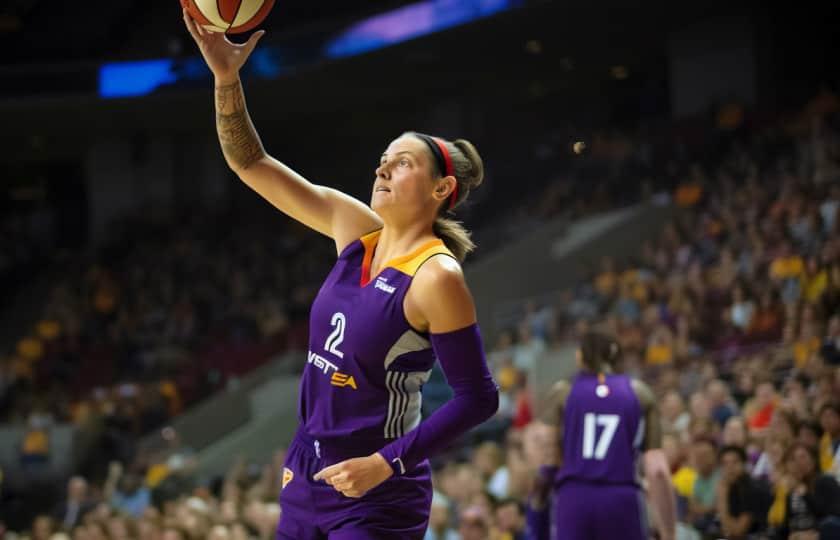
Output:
[313, 453, 393, 498]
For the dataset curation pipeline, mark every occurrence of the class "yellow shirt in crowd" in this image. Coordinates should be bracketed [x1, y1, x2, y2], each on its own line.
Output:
[770, 256, 804, 280]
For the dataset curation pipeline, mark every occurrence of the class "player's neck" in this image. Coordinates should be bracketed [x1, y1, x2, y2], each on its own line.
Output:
[373, 222, 436, 268]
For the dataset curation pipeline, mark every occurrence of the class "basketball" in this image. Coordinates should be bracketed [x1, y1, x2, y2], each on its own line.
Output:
[181, 0, 274, 34]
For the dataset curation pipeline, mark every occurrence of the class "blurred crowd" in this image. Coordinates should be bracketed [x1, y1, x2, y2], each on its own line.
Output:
[0, 447, 288, 540]
[2, 87, 840, 539]
[0, 210, 333, 470]
[464, 92, 840, 539]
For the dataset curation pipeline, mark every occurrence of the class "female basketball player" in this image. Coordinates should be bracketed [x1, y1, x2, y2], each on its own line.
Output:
[525, 331, 676, 540]
[183, 13, 499, 539]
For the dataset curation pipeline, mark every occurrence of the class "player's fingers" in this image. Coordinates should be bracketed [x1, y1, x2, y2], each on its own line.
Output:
[182, 9, 202, 42]
[243, 30, 266, 53]
[313, 463, 342, 482]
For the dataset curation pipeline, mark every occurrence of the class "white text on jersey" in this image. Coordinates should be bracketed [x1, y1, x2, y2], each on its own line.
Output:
[375, 277, 396, 294]
[308, 350, 338, 374]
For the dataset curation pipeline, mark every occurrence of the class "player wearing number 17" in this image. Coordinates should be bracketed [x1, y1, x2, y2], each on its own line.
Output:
[525, 332, 677, 540]
[181, 9, 499, 539]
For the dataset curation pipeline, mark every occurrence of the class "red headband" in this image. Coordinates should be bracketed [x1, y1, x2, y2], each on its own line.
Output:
[432, 137, 458, 210]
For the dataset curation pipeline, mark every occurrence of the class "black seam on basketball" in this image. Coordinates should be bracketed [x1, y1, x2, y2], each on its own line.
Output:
[227, 0, 246, 33]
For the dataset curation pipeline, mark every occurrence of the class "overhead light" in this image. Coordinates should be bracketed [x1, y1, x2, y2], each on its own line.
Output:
[610, 65, 629, 80]
[525, 40, 542, 54]
[572, 141, 587, 155]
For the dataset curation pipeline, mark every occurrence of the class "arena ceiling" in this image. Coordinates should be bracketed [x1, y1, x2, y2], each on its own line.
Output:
[0, 0, 418, 65]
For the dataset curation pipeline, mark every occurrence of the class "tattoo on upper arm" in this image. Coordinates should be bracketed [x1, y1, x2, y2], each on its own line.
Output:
[215, 80, 264, 170]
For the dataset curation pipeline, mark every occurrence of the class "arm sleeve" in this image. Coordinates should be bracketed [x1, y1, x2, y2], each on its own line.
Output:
[378, 323, 499, 475]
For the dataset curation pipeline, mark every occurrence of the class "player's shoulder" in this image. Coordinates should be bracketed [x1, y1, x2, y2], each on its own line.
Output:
[409, 252, 473, 332]
[538, 379, 571, 424]
[630, 378, 655, 409]
[412, 252, 464, 289]
[552, 379, 572, 395]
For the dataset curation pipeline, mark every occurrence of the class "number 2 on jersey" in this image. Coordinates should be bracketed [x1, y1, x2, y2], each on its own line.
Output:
[582, 413, 619, 459]
[324, 312, 346, 358]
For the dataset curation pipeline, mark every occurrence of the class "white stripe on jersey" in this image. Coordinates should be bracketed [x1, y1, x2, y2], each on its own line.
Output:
[384, 370, 432, 438]
[383, 330, 431, 369]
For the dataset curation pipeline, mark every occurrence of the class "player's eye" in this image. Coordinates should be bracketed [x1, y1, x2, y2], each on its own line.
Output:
[399, 158, 410, 167]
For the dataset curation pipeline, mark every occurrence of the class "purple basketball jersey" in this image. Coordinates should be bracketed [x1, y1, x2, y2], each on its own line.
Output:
[298, 229, 454, 456]
[556, 372, 643, 487]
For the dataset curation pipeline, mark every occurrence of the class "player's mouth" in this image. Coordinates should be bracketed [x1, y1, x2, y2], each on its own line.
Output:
[375, 187, 391, 192]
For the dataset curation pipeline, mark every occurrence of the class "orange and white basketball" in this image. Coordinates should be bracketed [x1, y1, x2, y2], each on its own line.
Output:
[181, 0, 275, 34]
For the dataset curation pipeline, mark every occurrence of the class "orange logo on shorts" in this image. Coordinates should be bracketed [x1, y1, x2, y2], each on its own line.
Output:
[330, 372, 358, 390]
[282, 467, 294, 490]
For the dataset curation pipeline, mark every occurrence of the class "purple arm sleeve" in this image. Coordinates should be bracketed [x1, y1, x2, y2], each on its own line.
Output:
[378, 323, 499, 475]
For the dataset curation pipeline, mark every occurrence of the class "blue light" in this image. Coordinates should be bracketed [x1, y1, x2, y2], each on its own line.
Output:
[99, 59, 177, 98]
[96, 0, 519, 99]
[248, 48, 284, 79]
[325, 0, 517, 59]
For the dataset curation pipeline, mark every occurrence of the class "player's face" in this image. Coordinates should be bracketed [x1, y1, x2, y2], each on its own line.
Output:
[372, 136, 443, 213]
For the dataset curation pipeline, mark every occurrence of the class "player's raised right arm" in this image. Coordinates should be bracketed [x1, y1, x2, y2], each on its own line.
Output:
[213, 77, 381, 247]
[183, 9, 382, 251]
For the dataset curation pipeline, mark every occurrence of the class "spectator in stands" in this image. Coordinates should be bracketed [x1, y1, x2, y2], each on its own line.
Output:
[819, 402, 840, 479]
[746, 380, 779, 434]
[424, 492, 458, 540]
[706, 379, 738, 427]
[721, 416, 749, 450]
[495, 498, 526, 540]
[754, 435, 790, 485]
[104, 462, 150, 519]
[687, 437, 720, 536]
[715, 445, 771, 539]
[727, 284, 755, 331]
[458, 505, 492, 540]
[662, 390, 691, 434]
[53, 476, 94, 530]
[747, 289, 784, 342]
[29, 514, 55, 540]
[822, 314, 840, 366]
[798, 421, 823, 451]
[472, 441, 509, 500]
[513, 323, 545, 372]
[778, 443, 840, 539]
[19, 416, 51, 466]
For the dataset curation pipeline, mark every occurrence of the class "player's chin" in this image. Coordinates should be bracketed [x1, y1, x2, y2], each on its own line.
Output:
[370, 192, 394, 211]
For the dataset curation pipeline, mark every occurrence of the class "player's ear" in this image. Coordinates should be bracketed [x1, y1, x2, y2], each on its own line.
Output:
[433, 177, 456, 202]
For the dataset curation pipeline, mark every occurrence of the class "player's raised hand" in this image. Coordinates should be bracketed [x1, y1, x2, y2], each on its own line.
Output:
[313, 453, 393, 498]
[182, 8, 265, 82]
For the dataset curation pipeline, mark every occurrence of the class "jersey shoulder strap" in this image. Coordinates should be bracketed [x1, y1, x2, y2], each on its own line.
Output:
[390, 241, 454, 277]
